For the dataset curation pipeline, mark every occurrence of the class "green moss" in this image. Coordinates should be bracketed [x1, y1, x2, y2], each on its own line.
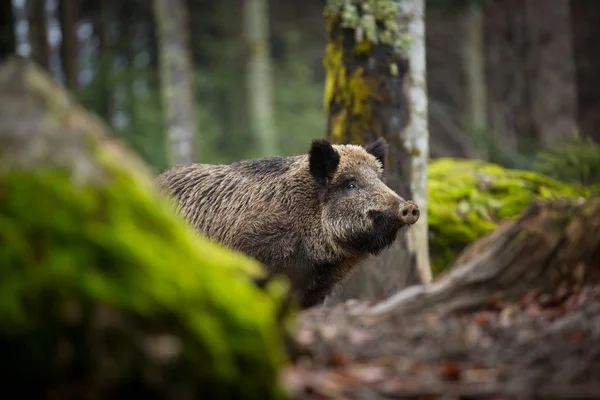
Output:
[428, 158, 590, 274]
[0, 168, 289, 399]
[0, 59, 289, 399]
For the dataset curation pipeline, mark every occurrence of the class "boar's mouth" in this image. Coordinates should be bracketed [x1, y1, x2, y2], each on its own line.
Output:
[339, 210, 404, 255]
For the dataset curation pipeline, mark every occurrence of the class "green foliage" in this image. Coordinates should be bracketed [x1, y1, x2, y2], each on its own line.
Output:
[79, 32, 326, 170]
[533, 136, 600, 188]
[79, 64, 169, 173]
[428, 158, 590, 274]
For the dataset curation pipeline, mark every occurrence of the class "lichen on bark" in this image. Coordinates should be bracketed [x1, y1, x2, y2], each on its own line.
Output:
[323, 0, 413, 146]
[0, 58, 289, 399]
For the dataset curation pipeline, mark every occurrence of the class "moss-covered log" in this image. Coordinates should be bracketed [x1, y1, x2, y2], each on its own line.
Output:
[428, 158, 591, 274]
[369, 196, 600, 317]
[323, 0, 424, 303]
[0, 58, 289, 399]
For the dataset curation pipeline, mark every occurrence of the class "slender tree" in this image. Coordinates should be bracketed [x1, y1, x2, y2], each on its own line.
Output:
[153, 0, 198, 166]
[402, 0, 431, 285]
[243, 0, 278, 156]
[0, 0, 16, 61]
[323, 0, 431, 304]
[92, 0, 112, 121]
[27, 0, 50, 70]
[58, 0, 79, 90]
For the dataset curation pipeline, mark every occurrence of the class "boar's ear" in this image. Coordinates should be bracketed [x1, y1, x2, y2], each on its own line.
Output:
[365, 138, 388, 167]
[309, 139, 340, 185]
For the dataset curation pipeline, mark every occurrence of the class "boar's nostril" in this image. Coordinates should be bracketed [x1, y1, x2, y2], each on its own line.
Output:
[399, 201, 420, 225]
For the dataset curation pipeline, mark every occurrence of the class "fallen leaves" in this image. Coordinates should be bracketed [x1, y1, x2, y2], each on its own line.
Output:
[286, 284, 600, 399]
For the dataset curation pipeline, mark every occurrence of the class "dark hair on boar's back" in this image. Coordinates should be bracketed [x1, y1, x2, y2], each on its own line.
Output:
[156, 138, 420, 308]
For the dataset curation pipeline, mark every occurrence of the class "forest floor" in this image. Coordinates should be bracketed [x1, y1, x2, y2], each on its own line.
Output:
[283, 284, 600, 399]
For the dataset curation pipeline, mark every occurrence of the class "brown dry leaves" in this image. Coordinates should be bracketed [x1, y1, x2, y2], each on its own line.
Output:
[284, 286, 600, 399]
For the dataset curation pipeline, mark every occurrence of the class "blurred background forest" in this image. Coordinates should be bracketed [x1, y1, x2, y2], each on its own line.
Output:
[1, 0, 599, 176]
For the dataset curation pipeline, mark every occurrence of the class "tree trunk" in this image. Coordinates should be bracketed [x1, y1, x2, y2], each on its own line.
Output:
[460, 1, 488, 160]
[369, 196, 600, 318]
[153, 0, 198, 166]
[27, 0, 50, 70]
[92, 0, 112, 121]
[0, 0, 16, 61]
[401, 0, 431, 286]
[323, 0, 431, 304]
[570, 0, 600, 144]
[243, 0, 278, 157]
[58, 0, 79, 91]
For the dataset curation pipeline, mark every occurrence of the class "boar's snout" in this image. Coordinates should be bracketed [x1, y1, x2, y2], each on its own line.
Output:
[399, 200, 419, 225]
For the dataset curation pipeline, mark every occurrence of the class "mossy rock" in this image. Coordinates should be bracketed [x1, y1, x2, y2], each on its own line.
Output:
[0, 59, 289, 399]
[428, 158, 591, 275]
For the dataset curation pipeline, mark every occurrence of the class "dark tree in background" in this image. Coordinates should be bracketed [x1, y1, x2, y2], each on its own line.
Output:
[59, 0, 79, 90]
[571, 0, 600, 144]
[27, 0, 50, 70]
[0, 0, 16, 61]
[90, 0, 112, 121]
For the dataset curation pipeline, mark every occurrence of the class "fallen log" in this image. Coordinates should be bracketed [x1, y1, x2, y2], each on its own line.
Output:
[368, 196, 600, 318]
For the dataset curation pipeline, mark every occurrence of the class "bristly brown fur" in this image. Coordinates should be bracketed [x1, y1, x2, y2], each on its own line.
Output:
[156, 139, 413, 308]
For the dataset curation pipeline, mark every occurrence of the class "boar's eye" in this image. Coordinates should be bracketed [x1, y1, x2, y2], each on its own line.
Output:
[344, 180, 358, 190]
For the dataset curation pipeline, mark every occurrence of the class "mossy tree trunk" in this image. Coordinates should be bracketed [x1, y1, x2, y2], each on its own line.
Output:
[323, 0, 431, 305]
[243, 0, 278, 157]
[153, 0, 198, 166]
[27, 0, 50, 71]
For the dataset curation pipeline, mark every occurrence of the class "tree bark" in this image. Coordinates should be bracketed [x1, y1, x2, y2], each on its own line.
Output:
[58, 0, 79, 91]
[27, 0, 50, 70]
[570, 0, 600, 144]
[243, 0, 278, 157]
[368, 196, 600, 318]
[0, 0, 16, 61]
[153, 0, 198, 166]
[400, 0, 432, 285]
[323, 0, 431, 304]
